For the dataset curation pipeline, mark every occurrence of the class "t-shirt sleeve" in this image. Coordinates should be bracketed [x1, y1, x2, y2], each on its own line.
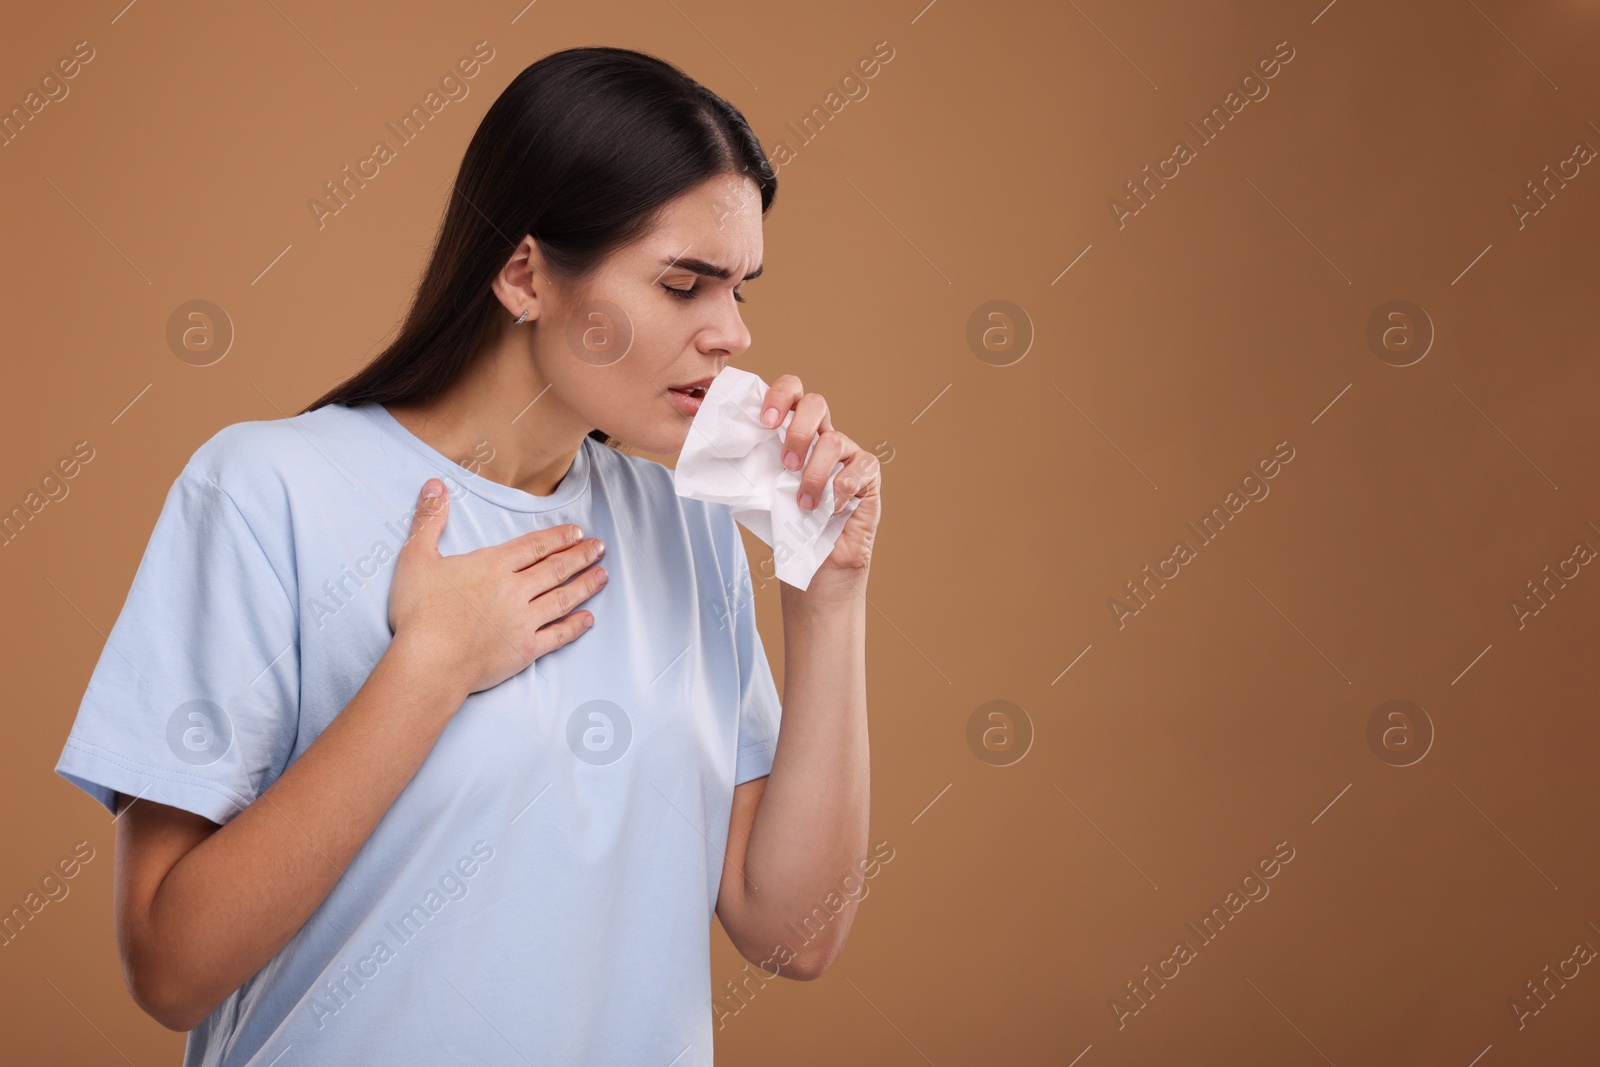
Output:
[726, 520, 781, 786]
[54, 465, 301, 825]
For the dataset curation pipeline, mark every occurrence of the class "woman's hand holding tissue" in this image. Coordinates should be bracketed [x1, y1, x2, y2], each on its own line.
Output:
[757, 373, 882, 598]
[672, 366, 881, 597]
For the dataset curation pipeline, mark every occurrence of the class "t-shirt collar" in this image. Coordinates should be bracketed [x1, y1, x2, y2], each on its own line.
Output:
[361, 402, 593, 514]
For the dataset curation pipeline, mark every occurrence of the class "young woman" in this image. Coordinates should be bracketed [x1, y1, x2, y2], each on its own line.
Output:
[54, 46, 880, 1066]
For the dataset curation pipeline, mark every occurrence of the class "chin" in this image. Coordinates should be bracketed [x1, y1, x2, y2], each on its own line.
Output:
[659, 425, 694, 456]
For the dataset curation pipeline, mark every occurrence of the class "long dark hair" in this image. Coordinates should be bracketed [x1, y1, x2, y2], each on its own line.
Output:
[299, 46, 777, 445]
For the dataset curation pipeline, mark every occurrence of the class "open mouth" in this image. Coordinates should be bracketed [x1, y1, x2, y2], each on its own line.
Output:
[667, 384, 708, 416]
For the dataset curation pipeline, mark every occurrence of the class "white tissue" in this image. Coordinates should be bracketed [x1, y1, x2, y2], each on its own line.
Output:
[673, 367, 861, 591]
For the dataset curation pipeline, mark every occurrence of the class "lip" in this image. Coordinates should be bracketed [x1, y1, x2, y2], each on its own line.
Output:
[667, 387, 704, 417]
[666, 373, 716, 418]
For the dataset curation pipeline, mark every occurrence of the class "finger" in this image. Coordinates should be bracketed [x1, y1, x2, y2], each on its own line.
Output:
[797, 430, 850, 511]
[401, 479, 450, 557]
[526, 606, 597, 659]
[516, 532, 607, 601]
[528, 553, 609, 627]
[831, 448, 881, 514]
[760, 374, 803, 429]
[780, 393, 830, 472]
[502, 522, 588, 572]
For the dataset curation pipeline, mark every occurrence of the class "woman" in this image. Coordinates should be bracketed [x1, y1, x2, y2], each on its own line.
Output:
[54, 45, 880, 1066]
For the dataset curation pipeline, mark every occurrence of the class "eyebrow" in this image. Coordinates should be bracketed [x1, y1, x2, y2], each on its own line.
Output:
[656, 255, 763, 282]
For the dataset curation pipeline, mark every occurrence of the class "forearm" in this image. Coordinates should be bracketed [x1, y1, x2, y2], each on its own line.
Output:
[738, 578, 871, 972]
[128, 633, 468, 1027]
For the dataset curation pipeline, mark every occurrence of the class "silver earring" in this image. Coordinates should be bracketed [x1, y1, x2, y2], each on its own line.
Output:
[515, 308, 531, 325]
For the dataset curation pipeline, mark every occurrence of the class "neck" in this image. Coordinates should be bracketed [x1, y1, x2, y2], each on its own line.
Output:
[385, 321, 590, 498]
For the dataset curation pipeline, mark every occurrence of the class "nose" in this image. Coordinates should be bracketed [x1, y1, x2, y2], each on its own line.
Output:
[698, 295, 752, 359]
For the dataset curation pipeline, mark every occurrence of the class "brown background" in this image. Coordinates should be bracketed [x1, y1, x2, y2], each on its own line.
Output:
[3, 0, 1599, 1063]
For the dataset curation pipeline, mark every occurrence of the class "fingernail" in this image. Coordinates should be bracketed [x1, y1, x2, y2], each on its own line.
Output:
[421, 480, 443, 499]
[799, 492, 815, 510]
[783, 450, 801, 470]
[571, 526, 583, 542]
[762, 407, 780, 427]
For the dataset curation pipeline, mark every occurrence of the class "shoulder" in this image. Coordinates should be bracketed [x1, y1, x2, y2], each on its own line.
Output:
[180, 403, 358, 509]
[165, 406, 362, 581]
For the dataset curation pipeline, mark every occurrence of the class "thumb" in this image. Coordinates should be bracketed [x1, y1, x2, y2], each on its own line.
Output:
[403, 478, 450, 556]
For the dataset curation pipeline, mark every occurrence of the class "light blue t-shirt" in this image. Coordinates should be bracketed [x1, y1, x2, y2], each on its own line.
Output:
[54, 401, 783, 1067]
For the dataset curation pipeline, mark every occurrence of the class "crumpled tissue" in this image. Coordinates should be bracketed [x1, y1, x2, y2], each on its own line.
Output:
[673, 367, 860, 591]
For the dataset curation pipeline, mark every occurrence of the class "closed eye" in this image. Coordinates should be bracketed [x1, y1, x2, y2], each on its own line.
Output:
[663, 283, 747, 304]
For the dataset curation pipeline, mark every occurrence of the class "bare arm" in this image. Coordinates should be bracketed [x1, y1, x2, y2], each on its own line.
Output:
[713, 371, 881, 980]
[115, 479, 607, 1030]
[117, 633, 467, 1030]
[715, 583, 871, 979]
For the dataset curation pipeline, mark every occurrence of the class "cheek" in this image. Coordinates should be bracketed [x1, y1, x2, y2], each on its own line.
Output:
[555, 301, 687, 427]
[573, 364, 674, 437]
[623, 327, 690, 395]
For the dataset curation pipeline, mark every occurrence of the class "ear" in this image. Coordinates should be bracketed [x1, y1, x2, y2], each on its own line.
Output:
[491, 234, 546, 322]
